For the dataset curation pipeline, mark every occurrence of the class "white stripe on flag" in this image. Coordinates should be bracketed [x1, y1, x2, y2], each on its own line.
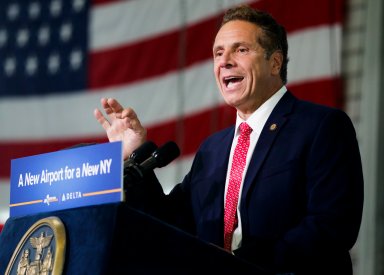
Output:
[91, 0, 257, 51]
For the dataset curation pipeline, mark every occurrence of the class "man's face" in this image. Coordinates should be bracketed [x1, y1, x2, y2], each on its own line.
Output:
[213, 20, 279, 117]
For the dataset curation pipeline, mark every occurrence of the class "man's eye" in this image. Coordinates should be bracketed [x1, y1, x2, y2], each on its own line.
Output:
[215, 51, 223, 57]
[238, 48, 248, 53]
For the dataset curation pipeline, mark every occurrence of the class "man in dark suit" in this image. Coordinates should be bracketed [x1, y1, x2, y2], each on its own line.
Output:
[94, 5, 363, 275]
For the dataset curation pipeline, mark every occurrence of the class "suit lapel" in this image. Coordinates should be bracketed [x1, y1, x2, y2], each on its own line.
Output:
[199, 126, 234, 214]
[213, 127, 235, 206]
[197, 126, 234, 245]
[241, 91, 296, 198]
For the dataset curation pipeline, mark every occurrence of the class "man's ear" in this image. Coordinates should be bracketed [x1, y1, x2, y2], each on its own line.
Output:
[270, 51, 283, 76]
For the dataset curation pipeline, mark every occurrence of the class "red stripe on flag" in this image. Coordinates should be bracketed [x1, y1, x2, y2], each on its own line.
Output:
[0, 77, 341, 178]
[89, 31, 181, 89]
[288, 77, 343, 109]
[89, 0, 344, 89]
[252, 0, 344, 32]
[91, 0, 127, 6]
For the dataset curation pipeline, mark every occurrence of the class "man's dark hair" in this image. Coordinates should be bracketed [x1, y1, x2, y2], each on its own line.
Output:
[221, 5, 289, 84]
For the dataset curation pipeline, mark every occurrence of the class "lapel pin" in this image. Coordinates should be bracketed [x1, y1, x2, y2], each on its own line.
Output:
[269, 123, 277, 131]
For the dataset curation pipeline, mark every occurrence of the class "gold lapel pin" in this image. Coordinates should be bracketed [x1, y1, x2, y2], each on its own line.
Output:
[269, 123, 277, 131]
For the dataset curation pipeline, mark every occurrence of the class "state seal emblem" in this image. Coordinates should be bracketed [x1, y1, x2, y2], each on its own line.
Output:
[5, 216, 66, 275]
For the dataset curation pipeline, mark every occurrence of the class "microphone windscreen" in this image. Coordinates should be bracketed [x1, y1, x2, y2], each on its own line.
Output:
[153, 141, 180, 168]
[129, 141, 158, 164]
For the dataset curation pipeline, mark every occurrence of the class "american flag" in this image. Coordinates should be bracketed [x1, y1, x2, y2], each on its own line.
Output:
[0, 0, 344, 227]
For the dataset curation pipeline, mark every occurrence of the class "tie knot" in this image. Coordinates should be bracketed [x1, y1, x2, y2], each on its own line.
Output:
[240, 122, 252, 136]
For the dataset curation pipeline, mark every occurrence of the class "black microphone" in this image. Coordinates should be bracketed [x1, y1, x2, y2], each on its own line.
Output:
[123, 141, 158, 171]
[140, 140, 180, 171]
[124, 141, 180, 183]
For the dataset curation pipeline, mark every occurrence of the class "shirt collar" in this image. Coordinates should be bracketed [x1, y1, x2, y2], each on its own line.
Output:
[234, 86, 287, 136]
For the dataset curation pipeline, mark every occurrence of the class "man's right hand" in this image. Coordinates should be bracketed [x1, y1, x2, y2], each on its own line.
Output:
[94, 98, 147, 160]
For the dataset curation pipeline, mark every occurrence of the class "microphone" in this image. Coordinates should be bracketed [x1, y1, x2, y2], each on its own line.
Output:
[124, 141, 180, 183]
[123, 141, 158, 171]
[140, 141, 180, 171]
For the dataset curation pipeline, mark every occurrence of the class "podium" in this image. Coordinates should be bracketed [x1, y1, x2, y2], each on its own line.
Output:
[0, 203, 269, 274]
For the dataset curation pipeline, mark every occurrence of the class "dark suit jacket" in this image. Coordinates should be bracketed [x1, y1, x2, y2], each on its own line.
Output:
[128, 91, 364, 274]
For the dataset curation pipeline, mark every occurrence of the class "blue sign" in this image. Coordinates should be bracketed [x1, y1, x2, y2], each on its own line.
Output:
[10, 142, 123, 217]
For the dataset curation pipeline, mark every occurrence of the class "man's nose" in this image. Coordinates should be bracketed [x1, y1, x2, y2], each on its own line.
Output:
[219, 52, 234, 68]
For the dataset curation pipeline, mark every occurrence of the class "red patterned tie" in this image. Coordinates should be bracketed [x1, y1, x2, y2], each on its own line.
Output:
[224, 122, 252, 251]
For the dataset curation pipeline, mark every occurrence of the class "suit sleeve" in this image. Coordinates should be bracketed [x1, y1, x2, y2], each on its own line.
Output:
[124, 167, 196, 234]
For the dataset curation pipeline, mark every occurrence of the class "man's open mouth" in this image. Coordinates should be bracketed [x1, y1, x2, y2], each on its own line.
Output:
[223, 76, 244, 88]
